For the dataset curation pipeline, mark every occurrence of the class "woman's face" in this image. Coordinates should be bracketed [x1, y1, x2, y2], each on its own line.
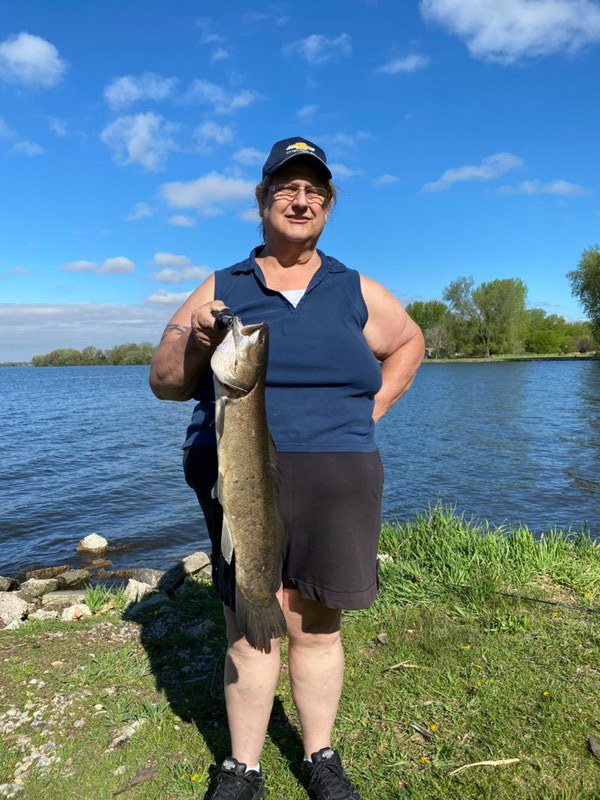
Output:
[261, 160, 329, 247]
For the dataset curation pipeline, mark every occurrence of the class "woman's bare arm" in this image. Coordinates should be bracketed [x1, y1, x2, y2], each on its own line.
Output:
[360, 274, 425, 422]
[149, 274, 228, 401]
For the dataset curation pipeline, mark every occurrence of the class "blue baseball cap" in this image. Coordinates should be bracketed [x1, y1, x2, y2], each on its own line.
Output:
[262, 137, 332, 179]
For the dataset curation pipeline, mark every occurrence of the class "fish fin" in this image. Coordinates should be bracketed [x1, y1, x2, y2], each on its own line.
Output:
[235, 588, 287, 653]
[221, 512, 234, 565]
[211, 480, 218, 500]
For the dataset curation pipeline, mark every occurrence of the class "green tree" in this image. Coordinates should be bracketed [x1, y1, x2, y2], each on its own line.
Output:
[405, 300, 451, 357]
[443, 276, 527, 356]
[567, 245, 600, 341]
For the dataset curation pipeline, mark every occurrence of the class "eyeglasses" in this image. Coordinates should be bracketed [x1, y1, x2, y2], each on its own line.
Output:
[268, 183, 329, 205]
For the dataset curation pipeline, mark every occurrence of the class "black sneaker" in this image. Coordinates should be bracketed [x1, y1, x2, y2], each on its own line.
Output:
[204, 757, 265, 799]
[301, 748, 364, 800]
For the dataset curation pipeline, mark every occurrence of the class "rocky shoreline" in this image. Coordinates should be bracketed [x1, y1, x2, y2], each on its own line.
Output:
[0, 533, 212, 631]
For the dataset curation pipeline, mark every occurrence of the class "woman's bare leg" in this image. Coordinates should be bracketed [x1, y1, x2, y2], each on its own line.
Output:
[222, 596, 283, 766]
[282, 588, 343, 758]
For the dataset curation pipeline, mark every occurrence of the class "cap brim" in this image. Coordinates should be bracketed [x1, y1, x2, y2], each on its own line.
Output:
[264, 152, 332, 180]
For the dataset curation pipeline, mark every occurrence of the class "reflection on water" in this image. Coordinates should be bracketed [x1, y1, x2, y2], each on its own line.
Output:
[1, 361, 599, 574]
[378, 360, 600, 537]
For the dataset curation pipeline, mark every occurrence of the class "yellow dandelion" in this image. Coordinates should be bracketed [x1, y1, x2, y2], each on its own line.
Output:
[429, 723, 437, 732]
[552, 611, 559, 617]
[459, 645, 470, 650]
[476, 679, 482, 687]
[191, 773, 199, 782]
[489, 678, 495, 684]
[584, 592, 591, 599]
[473, 664, 482, 669]
[419, 756, 430, 764]
[543, 691, 551, 697]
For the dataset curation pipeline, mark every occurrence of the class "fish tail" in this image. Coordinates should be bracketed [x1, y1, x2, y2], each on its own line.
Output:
[235, 588, 287, 653]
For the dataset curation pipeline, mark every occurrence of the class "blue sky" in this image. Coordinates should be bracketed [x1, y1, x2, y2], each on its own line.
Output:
[1, 0, 599, 361]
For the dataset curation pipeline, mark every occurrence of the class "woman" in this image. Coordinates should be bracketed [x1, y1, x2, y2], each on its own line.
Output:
[150, 136, 424, 800]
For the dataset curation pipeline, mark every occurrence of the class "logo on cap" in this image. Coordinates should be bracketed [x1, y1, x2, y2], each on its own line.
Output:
[286, 141, 316, 154]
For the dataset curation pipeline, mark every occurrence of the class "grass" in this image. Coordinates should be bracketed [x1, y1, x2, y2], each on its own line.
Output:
[1, 507, 599, 799]
[424, 352, 598, 363]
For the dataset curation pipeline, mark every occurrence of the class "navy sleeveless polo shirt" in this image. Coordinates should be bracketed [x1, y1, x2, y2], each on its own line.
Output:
[183, 248, 382, 453]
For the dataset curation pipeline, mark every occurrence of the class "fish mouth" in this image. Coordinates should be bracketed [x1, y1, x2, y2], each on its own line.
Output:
[215, 377, 248, 398]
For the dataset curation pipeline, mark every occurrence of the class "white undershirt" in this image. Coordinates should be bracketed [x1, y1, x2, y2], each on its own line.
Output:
[280, 289, 305, 307]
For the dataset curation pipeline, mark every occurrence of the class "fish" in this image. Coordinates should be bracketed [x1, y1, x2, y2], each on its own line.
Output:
[210, 316, 287, 652]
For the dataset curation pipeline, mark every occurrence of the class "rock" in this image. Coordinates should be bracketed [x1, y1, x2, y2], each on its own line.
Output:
[61, 604, 92, 621]
[185, 619, 216, 639]
[106, 719, 146, 751]
[124, 579, 155, 603]
[17, 578, 59, 600]
[377, 553, 394, 565]
[57, 569, 91, 589]
[0, 594, 28, 628]
[41, 590, 87, 611]
[160, 551, 211, 592]
[87, 558, 113, 569]
[130, 568, 165, 588]
[28, 609, 59, 621]
[97, 568, 135, 581]
[0, 785, 25, 798]
[182, 551, 211, 575]
[24, 565, 69, 581]
[76, 533, 108, 552]
[0, 576, 19, 592]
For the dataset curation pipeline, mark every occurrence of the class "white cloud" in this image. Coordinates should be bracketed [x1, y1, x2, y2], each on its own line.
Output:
[329, 162, 362, 178]
[420, 0, 600, 63]
[150, 267, 209, 284]
[100, 113, 179, 171]
[147, 254, 209, 284]
[168, 215, 197, 227]
[195, 17, 225, 45]
[145, 290, 192, 305]
[62, 257, 135, 274]
[284, 33, 352, 64]
[12, 139, 44, 156]
[161, 171, 255, 213]
[239, 208, 260, 222]
[0, 266, 30, 279]
[125, 202, 153, 222]
[47, 116, 67, 136]
[297, 104, 318, 121]
[0, 32, 67, 88]
[99, 257, 135, 274]
[63, 260, 97, 272]
[184, 79, 258, 114]
[103, 73, 178, 111]
[195, 120, 233, 150]
[0, 117, 16, 139]
[211, 48, 229, 63]
[232, 147, 266, 165]
[422, 152, 523, 192]
[151, 252, 191, 268]
[0, 301, 180, 361]
[373, 174, 400, 185]
[377, 54, 431, 73]
[497, 178, 590, 196]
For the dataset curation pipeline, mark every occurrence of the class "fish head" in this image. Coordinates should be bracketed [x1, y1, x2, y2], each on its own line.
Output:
[211, 316, 269, 394]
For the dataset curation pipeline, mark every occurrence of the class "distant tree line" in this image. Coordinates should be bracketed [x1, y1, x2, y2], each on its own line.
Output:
[408, 272, 597, 359]
[31, 342, 156, 366]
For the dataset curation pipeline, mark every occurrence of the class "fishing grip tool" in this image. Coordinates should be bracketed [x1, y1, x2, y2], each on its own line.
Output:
[212, 307, 235, 330]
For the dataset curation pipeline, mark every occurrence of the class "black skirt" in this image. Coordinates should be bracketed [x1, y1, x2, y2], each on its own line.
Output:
[183, 447, 384, 611]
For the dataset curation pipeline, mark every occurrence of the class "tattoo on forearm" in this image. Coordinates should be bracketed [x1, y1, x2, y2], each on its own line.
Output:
[161, 323, 189, 340]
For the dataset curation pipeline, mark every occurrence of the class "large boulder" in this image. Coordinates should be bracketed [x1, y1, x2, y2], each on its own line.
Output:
[24, 565, 69, 581]
[0, 594, 28, 629]
[56, 569, 91, 589]
[17, 578, 59, 600]
[0, 576, 18, 592]
[124, 579, 155, 603]
[130, 568, 165, 588]
[61, 604, 92, 621]
[41, 590, 87, 611]
[76, 534, 108, 553]
[161, 551, 211, 592]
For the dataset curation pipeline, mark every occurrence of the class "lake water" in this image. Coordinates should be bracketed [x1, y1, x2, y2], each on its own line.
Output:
[1, 361, 599, 577]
